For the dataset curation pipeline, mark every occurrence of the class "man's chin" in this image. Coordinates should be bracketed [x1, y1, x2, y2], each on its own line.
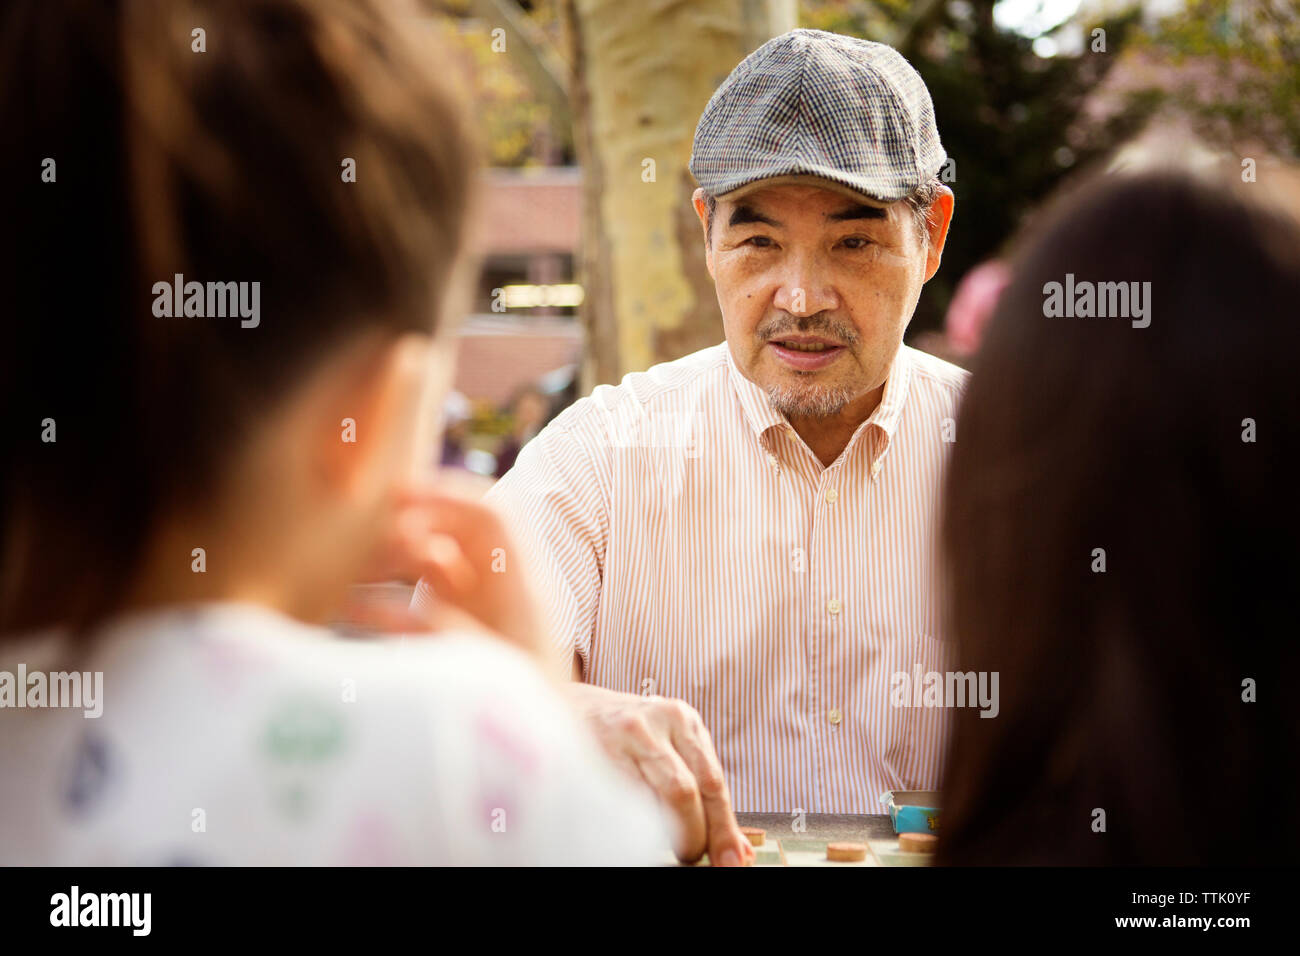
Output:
[763, 380, 857, 419]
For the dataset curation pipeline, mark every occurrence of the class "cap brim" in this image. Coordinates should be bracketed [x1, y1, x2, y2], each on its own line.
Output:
[716, 174, 893, 208]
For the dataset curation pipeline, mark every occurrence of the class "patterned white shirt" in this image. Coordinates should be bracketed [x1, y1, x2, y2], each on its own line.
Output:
[0, 603, 668, 864]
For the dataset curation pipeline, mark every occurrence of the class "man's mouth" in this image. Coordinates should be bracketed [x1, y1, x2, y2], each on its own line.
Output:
[768, 336, 846, 370]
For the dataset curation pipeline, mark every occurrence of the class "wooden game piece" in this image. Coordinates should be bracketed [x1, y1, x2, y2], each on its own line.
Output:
[739, 826, 765, 847]
[899, 832, 938, 853]
[826, 842, 867, 862]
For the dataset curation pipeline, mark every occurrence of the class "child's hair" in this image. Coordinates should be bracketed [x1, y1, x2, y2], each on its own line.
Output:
[938, 159, 1300, 864]
[0, 0, 478, 635]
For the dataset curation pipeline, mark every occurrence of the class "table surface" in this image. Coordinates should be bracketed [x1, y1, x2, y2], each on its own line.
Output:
[735, 812, 896, 844]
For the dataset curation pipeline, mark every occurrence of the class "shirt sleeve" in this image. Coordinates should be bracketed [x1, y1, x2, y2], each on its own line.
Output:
[481, 420, 609, 678]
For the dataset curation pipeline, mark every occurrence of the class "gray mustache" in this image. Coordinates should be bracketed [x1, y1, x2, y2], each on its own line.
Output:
[757, 312, 859, 346]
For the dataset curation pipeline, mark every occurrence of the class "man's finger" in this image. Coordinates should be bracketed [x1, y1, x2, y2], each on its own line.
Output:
[612, 709, 709, 862]
[669, 713, 751, 866]
[630, 744, 708, 863]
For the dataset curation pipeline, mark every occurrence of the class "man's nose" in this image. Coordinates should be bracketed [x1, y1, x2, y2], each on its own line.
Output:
[772, 257, 837, 316]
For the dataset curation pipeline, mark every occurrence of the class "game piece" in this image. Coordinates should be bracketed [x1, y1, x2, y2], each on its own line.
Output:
[899, 832, 938, 853]
[826, 842, 867, 862]
[739, 826, 765, 847]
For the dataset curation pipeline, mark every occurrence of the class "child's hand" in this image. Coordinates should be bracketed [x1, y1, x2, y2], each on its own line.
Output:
[345, 476, 545, 660]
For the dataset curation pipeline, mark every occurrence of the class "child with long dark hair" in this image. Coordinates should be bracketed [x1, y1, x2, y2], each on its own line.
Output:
[938, 150, 1300, 865]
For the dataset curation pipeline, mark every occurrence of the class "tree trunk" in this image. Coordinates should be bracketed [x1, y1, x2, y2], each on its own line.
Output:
[565, 0, 796, 388]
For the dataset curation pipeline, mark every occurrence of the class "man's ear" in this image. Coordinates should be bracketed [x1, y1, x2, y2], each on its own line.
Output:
[923, 184, 955, 283]
[691, 187, 715, 278]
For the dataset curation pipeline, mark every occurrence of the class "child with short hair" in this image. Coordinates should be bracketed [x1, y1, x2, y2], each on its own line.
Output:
[0, 0, 667, 865]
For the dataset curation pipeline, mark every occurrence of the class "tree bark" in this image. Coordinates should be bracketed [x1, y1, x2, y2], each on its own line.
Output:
[565, 0, 796, 388]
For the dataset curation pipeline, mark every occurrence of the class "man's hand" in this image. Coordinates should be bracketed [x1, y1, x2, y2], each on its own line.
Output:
[564, 681, 755, 867]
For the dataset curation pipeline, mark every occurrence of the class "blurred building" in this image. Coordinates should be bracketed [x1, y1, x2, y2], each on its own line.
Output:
[452, 166, 583, 408]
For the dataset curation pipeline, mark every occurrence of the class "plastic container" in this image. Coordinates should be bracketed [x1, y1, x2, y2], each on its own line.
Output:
[880, 789, 941, 835]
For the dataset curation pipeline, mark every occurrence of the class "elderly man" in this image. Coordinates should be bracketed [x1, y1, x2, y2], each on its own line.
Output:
[437, 29, 964, 866]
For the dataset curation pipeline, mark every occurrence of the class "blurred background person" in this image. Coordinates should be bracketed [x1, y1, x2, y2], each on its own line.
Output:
[937, 145, 1300, 865]
[439, 391, 474, 471]
[909, 259, 1010, 366]
[494, 385, 554, 478]
[944, 260, 1011, 358]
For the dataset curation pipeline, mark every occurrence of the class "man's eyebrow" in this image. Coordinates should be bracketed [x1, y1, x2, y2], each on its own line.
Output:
[828, 204, 888, 222]
[728, 204, 782, 228]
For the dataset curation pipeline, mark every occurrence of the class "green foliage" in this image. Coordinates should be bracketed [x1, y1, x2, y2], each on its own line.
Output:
[1128, 0, 1300, 158]
[432, 0, 570, 166]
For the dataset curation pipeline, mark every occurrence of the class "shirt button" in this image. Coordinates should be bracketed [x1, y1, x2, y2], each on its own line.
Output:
[827, 708, 842, 725]
[826, 598, 842, 615]
[767, 454, 779, 470]
[870, 460, 883, 479]
[825, 488, 839, 503]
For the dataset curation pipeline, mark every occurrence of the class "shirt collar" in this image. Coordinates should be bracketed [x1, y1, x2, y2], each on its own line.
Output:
[724, 344, 787, 439]
[724, 342, 915, 452]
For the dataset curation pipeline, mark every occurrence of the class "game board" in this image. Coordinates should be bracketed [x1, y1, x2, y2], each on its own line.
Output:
[668, 812, 934, 867]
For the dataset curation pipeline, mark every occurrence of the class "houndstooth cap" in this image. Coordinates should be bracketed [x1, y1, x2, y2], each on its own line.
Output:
[690, 29, 946, 206]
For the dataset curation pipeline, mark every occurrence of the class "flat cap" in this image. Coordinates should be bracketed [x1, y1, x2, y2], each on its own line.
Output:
[690, 29, 946, 206]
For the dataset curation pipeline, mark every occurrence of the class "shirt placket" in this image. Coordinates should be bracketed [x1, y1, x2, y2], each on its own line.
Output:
[811, 427, 884, 811]
[807, 451, 845, 810]
[764, 427, 822, 810]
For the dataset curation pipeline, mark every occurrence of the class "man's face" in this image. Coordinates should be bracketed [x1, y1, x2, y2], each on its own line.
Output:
[695, 182, 951, 419]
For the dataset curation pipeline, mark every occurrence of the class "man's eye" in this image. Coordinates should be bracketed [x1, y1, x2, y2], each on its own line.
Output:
[840, 236, 872, 250]
[746, 236, 775, 248]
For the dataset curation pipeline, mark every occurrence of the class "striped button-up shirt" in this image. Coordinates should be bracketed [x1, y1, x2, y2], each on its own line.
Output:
[479, 341, 967, 813]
